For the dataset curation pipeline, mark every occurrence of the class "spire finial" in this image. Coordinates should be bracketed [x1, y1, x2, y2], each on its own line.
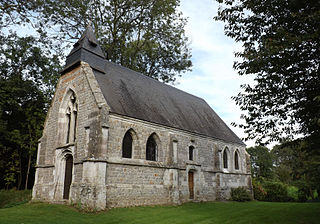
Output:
[62, 21, 106, 74]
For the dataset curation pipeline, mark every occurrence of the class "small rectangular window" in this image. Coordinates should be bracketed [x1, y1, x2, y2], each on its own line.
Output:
[189, 146, 194, 161]
[85, 127, 90, 145]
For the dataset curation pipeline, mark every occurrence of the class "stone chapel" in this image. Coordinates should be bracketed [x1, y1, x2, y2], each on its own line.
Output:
[32, 25, 252, 210]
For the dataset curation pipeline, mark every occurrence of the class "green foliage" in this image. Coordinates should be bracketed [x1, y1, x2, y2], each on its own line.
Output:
[287, 186, 299, 201]
[271, 140, 320, 200]
[0, 190, 31, 208]
[263, 181, 289, 202]
[0, 34, 62, 99]
[252, 180, 267, 201]
[246, 146, 273, 178]
[271, 141, 306, 184]
[1, 201, 320, 223]
[215, 0, 320, 145]
[230, 187, 252, 202]
[0, 34, 58, 189]
[253, 179, 300, 202]
[298, 186, 309, 202]
[214, 0, 320, 203]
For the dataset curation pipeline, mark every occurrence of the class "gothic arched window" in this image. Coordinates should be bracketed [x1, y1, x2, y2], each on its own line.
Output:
[235, 150, 239, 170]
[146, 134, 157, 161]
[66, 91, 77, 144]
[122, 131, 133, 158]
[223, 149, 228, 169]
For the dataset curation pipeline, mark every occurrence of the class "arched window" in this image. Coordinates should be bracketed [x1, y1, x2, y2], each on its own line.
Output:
[146, 134, 157, 161]
[122, 131, 133, 158]
[189, 146, 194, 161]
[223, 149, 228, 169]
[235, 150, 239, 170]
[66, 91, 77, 144]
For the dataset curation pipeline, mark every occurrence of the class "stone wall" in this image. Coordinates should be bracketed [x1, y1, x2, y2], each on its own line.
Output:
[105, 113, 251, 207]
[33, 62, 110, 208]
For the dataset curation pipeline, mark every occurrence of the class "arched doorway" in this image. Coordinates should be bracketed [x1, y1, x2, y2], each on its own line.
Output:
[63, 155, 73, 199]
[188, 171, 194, 199]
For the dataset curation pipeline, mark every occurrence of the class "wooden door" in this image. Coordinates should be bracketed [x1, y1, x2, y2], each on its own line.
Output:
[63, 155, 73, 199]
[188, 171, 194, 199]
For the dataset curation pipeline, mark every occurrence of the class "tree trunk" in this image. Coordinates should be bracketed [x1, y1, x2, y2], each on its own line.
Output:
[25, 152, 31, 190]
[17, 149, 22, 190]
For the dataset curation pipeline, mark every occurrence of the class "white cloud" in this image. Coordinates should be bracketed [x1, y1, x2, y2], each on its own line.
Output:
[177, 0, 256, 147]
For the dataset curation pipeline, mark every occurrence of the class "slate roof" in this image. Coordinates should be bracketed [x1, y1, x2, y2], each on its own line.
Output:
[63, 25, 245, 145]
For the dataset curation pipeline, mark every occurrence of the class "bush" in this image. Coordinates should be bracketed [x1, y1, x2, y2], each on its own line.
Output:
[297, 186, 309, 202]
[230, 187, 252, 202]
[252, 181, 267, 201]
[287, 186, 299, 201]
[263, 181, 288, 202]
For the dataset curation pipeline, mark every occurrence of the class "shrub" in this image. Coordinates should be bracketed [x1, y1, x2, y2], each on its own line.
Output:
[263, 181, 288, 202]
[252, 181, 267, 201]
[287, 186, 299, 201]
[297, 186, 309, 202]
[230, 187, 252, 202]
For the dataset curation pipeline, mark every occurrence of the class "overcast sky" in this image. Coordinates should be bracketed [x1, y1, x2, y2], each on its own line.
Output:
[176, 0, 256, 147]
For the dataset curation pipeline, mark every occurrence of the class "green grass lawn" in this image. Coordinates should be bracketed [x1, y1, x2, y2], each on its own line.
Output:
[0, 201, 319, 224]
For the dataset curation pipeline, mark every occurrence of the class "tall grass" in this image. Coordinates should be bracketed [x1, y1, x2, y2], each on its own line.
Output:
[0, 189, 31, 208]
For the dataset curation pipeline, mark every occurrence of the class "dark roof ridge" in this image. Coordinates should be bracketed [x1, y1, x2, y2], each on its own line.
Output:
[103, 59, 206, 102]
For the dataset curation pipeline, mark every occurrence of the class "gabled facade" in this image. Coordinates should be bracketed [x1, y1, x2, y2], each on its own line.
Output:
[32, 26, 252, 210]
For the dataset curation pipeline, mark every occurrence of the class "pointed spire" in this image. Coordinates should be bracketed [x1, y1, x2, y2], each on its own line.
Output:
[62, 23, 106, 74]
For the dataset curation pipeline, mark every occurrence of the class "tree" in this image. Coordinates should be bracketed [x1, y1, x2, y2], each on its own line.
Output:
[271, 140, 306, 184]
[0, 75, 46, 189]
[271, 140, 320, 199]
[40, 0, 192, 83]
[0, 1, 44, 28]
[0, 34, 60, 189]
[246, 146, 273, 179]
[214, 0, 320, 144]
